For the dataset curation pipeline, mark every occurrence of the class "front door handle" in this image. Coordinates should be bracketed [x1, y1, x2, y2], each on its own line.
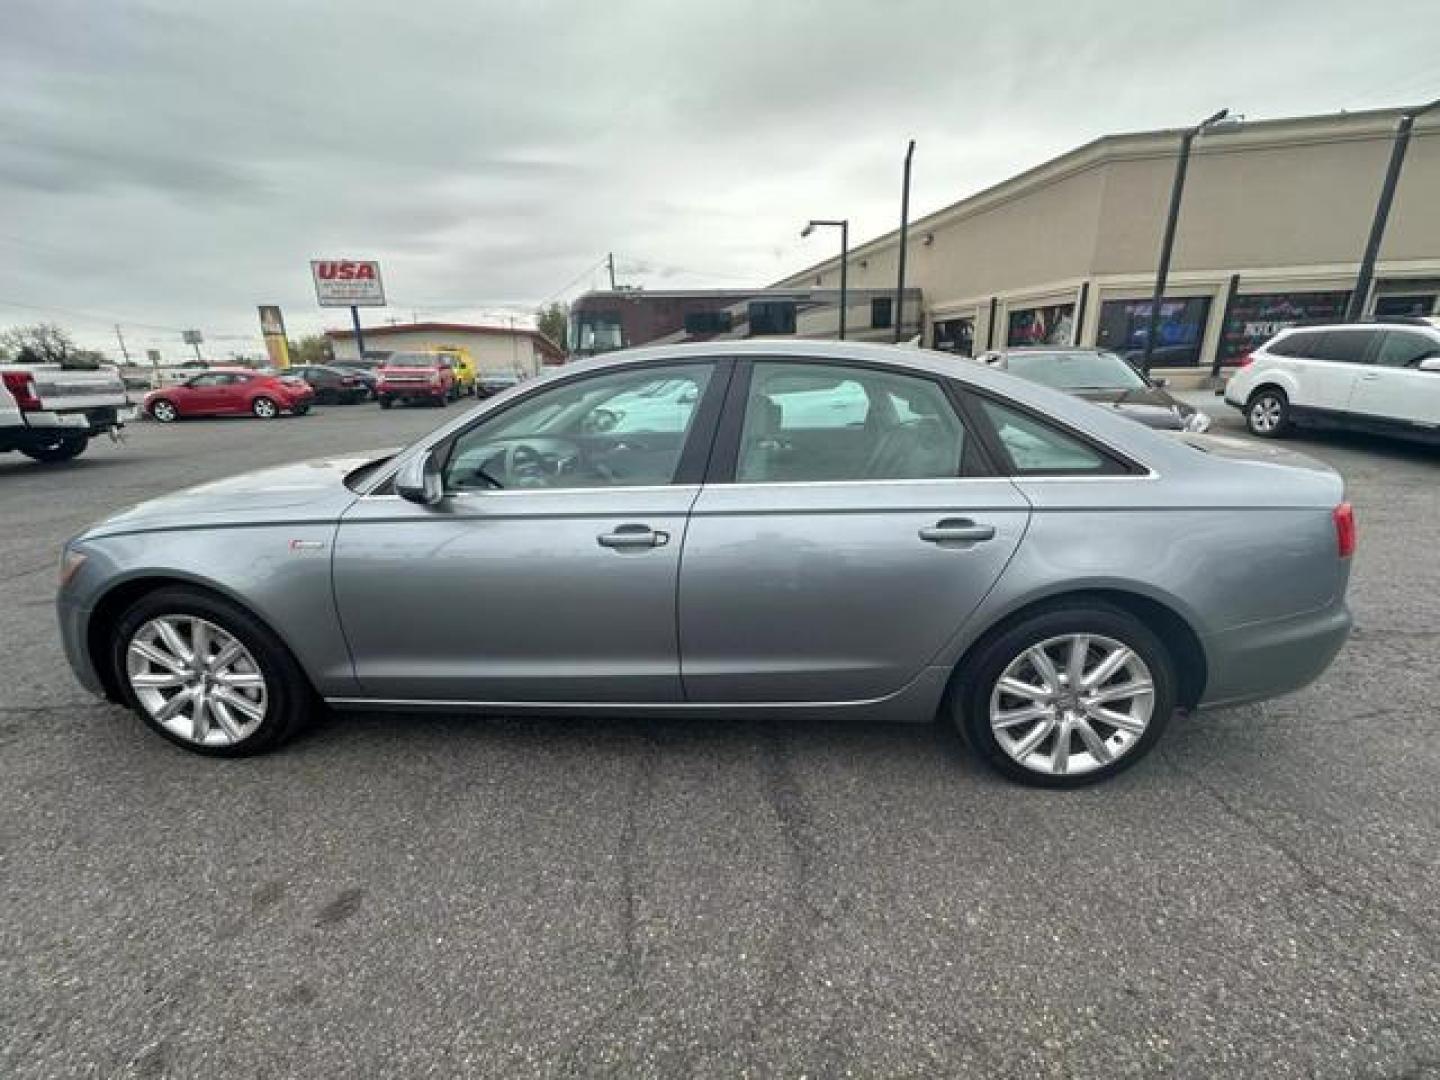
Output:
[919, 519, 996, 545]
[598, 524, 670, 550]
[1359, 373, 1381, 381]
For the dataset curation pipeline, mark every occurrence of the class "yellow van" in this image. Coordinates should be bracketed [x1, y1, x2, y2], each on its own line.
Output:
[431, 347, 477, 397]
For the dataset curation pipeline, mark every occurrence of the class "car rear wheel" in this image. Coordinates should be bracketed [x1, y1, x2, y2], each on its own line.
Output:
[252, 396, 279, 419]
[292, 403, 311, 416]
[378, 396, 393, 409]
[150, 399, 179, 423]
[1245, 389, 1291, 438]
[111, 587, 313, 756]
[20, 433, 88, 462]
[957, 603, 1176, 787]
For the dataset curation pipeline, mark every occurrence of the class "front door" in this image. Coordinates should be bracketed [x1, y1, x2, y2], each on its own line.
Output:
[678, 359, 1030, 703]
[333, 360, 725, 702]
[1347, 329, 1440, 428]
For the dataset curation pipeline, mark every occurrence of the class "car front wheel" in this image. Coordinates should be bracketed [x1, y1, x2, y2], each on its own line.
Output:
[1245, 389, 1291, 438]
[111, 587, 312, 756]
[958, 602, 1176, 787]
[252, 396, 279, 419]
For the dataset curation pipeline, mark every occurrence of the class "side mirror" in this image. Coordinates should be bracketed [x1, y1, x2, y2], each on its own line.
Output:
[1151, 376, 1169, 388]
[1418, 356, 1440, 372]
[395, 449, 445, 506]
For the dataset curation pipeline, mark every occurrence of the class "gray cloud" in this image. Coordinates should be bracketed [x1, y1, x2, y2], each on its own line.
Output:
[0, 0, 1433, 358]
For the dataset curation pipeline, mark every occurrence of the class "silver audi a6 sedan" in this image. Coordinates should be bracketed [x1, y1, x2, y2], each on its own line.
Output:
[57, 341, 1355, 786]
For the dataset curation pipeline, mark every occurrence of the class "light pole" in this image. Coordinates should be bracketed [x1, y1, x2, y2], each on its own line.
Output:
[1345, 96, 1440, 322]
[1141, 107, 1232, 370]
[802, 219, 849, 340]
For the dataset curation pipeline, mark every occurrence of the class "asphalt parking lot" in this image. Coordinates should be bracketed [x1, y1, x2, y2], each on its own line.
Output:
[3, 394, 1439, 1078]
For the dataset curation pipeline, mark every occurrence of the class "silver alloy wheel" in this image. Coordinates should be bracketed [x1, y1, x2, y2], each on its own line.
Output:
[152, 400, 178, 422]
[253, 397, 278, 419]
[989, 633, 1154, 777]
[125, 616, 268, 747]
[1250, 395, 1283, 433]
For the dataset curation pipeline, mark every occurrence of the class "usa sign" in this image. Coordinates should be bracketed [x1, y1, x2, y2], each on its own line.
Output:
[310, 259, 386, 307]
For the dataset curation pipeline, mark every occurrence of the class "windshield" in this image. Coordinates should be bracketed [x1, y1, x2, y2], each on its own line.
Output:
[1005, 350, 1148, 391]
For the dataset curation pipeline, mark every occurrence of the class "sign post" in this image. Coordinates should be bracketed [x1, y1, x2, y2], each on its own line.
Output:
[181, 329, 204, 365]
[310, 259, 386, 362]
[258, 305, 292, 368]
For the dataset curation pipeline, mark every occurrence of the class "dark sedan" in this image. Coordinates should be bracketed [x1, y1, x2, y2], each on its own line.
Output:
[977, 348, 1211, 432]
[288, 364, 369, 405]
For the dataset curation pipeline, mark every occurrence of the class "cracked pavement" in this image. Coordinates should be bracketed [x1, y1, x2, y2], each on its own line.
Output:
[2, 397, 1439, 1077]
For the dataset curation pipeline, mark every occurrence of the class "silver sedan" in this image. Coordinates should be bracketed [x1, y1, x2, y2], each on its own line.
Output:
[57, 341, 1354, 786]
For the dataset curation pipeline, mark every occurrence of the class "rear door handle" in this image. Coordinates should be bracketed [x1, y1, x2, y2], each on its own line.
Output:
[598, 524, 670, 550]
[919, 519, 996, 545]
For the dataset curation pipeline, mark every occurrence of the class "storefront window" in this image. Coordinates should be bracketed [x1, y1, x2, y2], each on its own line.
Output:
[933, 317, 975, 356]
[1374, 294, 1437, 319]
[1217, 291, 1350, 363]
[1006, 303, 1075, 347]
[1097, 297, 1211, 366]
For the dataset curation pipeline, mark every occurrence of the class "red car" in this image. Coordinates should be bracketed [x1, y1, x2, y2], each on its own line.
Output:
[376, 356, 458, 409]
[144, 368, 314, 422]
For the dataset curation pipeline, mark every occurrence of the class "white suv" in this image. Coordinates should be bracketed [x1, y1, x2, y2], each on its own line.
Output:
[1224, 319, 1440, 441]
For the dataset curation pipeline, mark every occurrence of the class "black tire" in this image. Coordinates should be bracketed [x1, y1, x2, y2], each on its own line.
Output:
[252, 396, 279, 419]
[435, 394, 448, 407]
[1245, 388, 1291, 438]
[956, 601, 1176, 788]
[19, 434, 88, 462]
[292, 403, 311, 416]
[379, 396, 393, 410]
[110, 586, 314, 757]
[150, 399, 179, 423]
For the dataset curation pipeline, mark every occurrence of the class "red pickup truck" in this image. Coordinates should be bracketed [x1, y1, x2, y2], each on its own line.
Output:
[375, 354, 458, 409]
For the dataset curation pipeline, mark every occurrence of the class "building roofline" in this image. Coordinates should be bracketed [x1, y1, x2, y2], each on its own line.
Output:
[774, 104, 1432, 286]
[324, 321, 564, 358]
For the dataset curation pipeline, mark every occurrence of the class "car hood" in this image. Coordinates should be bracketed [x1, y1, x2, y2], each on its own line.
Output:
[79, 452, 389, 539]
[1072, 386, 1194, 429]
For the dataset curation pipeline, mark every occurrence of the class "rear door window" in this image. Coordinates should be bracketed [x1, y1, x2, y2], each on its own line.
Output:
[1313, 330, 1379, 364]
[977, 399, 1119, 475]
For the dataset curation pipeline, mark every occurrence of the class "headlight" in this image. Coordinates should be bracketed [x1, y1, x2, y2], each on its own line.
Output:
[58, 548, 88, 588]
[1184, 410, 1213, 433]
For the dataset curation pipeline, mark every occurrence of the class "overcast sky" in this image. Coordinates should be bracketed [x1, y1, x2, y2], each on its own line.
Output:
[2, 0, 1434, 360]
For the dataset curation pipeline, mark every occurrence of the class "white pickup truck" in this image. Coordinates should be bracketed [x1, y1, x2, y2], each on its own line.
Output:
[0, 363, 131, 463]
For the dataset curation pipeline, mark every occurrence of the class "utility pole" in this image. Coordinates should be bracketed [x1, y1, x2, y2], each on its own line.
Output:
[607, 252, 617, 290]
[113, 324, 131, 364]
[894, 139, 916, 343]
[1345, 96, 1440, 322]
[1142, 108, 1232, 371]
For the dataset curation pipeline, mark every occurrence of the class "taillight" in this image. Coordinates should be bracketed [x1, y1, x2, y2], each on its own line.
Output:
[1333, 502, 1356, 558]
[2, 371, 41, 411]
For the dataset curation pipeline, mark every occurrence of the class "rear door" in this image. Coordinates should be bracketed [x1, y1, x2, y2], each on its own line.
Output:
[1347, 329, 1440, 429]
[677, 358, 1030, 703]
[1296, 329, 1379, 412]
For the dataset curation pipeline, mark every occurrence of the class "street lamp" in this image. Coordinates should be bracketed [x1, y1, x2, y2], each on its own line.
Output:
[1345, 96, 1440, 321]
[1141, 107, 1234, 370]
[802, 218, 849, 340]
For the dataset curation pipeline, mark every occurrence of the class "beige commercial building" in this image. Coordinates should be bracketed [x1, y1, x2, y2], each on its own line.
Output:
[326, 321, 564, 376]
[775, 107, 1440, 379]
